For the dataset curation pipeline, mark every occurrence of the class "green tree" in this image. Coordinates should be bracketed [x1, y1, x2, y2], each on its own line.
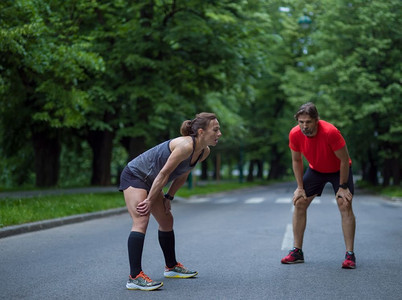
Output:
[81, 0, 275, 185]
[282, 0, 402, 186]
[240, 0, 315, 181]
[0, 0, 104, 187]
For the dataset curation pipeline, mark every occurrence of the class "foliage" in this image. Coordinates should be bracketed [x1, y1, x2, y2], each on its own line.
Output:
[0, 192, 123, 228]
[281, 0, 402, 185]
[0, 0, 401, 188]
[0, 0, 105, 186]
[0, 180, 268, 227]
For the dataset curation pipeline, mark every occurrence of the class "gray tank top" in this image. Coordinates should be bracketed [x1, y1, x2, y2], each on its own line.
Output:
[127, 137, 204, 188]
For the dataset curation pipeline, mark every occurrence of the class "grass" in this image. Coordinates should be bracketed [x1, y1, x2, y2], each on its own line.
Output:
[381, 186, 402, 198]
[0, 180, 268, 228]
[0, 193, 123, 228]
[356, 181, 402, 199]
[1, 179, 400, 229]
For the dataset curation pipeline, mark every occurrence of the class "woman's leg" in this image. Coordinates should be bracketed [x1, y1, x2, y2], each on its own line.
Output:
[151, 193, 197, 278]
[124, 187, 149, 278]
[151, 192, 176, 268]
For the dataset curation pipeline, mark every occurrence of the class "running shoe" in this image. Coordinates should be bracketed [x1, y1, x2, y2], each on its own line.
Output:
[126, 271, 163, 291]
[342, 252, 356, 269]
[281, 247, 305, 264]
[164, 262, 198, 278]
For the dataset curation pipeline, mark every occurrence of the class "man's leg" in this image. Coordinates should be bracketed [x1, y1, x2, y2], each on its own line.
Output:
[282, 167, 324, 264]
[293, 195, 315, 249]
[281, 195, 316, 264]
[337, 195, 356, 269]
[336, 196, 356, 252]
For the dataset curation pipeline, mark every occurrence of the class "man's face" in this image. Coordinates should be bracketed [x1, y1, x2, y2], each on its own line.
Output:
[297, 114, 318, 137]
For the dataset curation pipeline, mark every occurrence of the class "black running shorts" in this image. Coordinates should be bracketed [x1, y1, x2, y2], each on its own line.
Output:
[119, 166, 151, 192]
[303, 167, 354, 197]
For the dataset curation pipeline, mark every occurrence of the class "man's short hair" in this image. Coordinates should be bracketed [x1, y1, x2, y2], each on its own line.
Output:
[294, 102, 319, 120]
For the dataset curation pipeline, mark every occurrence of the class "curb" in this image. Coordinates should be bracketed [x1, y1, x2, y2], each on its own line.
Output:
[390, 197, 402, 202]
[0, 207, 127, 239]
[0, 195, 189, 239]
[1, 185, 401, 239]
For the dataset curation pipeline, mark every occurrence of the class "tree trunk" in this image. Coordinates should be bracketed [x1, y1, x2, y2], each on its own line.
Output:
[87, 130, 114, 186]
[214, 153, 221, 181]
[383, 157, 400, 186]
[201, 160, 208, 180]
[394, 159, 401, 186]
[247, 159, 256, 182]
[32, 129, 61, 187]
[256, 160, 263, 179]
[268, 146, 287, 180]
[121, 136, 147, 162]
[362, 148, 378, 186]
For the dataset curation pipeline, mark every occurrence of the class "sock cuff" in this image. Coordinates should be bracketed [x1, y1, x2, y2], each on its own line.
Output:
[158, 230, 174, 236]
[130, 231, 145, 239]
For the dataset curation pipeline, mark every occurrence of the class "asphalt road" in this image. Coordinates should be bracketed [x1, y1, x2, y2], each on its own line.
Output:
[1, 182, 401, 300]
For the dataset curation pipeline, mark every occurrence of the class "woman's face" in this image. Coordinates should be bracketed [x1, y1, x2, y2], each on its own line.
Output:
[202, 119, 222, 146]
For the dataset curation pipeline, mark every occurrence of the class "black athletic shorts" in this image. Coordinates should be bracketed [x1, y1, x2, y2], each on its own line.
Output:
[119, 166, 151, 192]
[303, 167, 354, 197]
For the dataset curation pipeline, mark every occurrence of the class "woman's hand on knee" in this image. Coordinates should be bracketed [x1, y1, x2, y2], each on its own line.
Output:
[136, 199, 151, 216]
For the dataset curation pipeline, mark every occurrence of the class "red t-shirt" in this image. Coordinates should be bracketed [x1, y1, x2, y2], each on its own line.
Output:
[289, 120, 351, 173]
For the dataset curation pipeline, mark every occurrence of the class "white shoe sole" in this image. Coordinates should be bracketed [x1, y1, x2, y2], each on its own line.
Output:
[126, 282, 163, 291]
[164, 271, 198, 278]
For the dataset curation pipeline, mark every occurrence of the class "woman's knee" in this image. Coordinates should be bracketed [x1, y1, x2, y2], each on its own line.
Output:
[155, 213, 174, 231]
[131, 215, 150, 232]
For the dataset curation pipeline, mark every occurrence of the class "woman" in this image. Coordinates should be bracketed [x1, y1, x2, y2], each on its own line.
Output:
[119, 112, 222, 291]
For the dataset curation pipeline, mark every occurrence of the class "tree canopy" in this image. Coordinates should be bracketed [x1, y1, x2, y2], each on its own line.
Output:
[1, 0, 401, 188]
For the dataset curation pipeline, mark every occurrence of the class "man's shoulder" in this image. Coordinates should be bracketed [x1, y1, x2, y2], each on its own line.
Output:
[318, 120, 339, 132]
[289, 125, 303, 143]
[289, 125, 301, 134]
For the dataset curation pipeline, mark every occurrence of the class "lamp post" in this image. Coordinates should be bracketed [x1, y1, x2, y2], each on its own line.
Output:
[298, 15, 312, 29]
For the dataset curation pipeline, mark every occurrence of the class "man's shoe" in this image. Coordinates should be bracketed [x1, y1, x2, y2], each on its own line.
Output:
[342, 252, 356, 269]
[164, 262, 198, 278]
[126, 271, 163, 291]
[281, 247, 305, 264]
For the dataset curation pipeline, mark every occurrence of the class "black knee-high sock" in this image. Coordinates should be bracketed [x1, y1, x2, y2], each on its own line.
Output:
[158, 230, 177, 268]
[128, 231, 145, 278]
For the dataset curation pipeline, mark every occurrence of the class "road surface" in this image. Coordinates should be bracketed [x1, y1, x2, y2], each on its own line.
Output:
[1, 182, 401, 299]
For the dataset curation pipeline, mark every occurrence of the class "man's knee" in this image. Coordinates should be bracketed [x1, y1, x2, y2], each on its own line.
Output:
[294, 195, 315, 209]
[337, 199, 354, 215]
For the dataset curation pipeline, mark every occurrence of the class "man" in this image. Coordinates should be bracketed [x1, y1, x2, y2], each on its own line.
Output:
[281, 102, 356, 269]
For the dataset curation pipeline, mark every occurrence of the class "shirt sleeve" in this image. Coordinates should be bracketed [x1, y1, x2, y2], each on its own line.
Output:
[289, 128, 301, 152]
[328, 127, 346, 151]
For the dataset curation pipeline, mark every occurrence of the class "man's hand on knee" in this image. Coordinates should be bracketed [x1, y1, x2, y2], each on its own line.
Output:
[336, 187, 353, 206]
[293, 187, 307, 205]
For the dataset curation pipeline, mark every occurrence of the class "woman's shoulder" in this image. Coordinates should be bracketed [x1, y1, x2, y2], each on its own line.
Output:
[201, 146, 211, 160]
[169, 136, 194, 153]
